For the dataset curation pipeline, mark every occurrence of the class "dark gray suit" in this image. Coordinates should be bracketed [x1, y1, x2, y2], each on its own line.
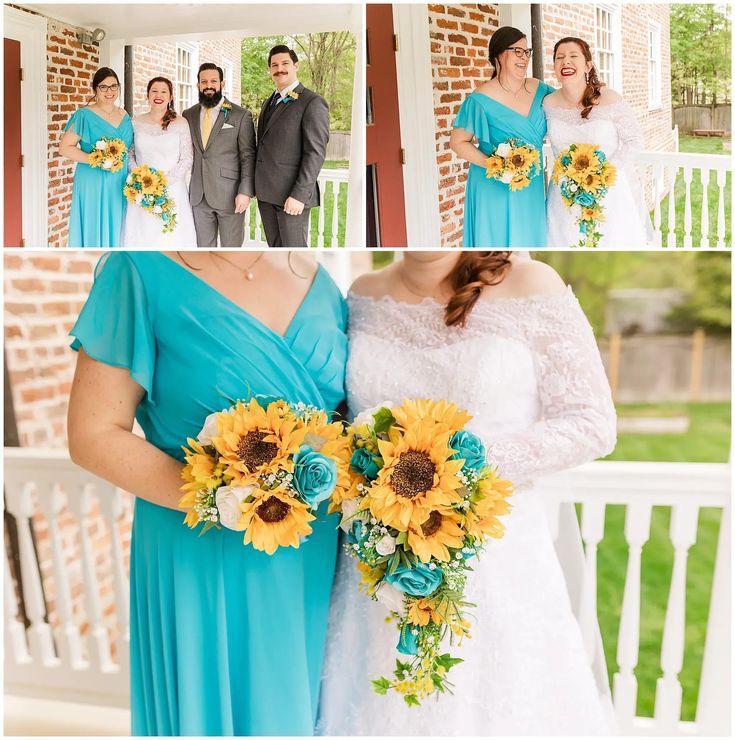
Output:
[255, 83, 329, 247]
[183, 99, 256, 247]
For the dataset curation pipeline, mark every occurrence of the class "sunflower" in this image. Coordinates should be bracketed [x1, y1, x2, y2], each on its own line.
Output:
[139, 170, 159, 195]
[110, 159, 124, 173]
[580, 172, 602, 193]
[88, 150, 103, 167]
[180, 438, 223, 492]
[406, 596, 445, 626]
[485, 155, 503, 178]
[568, 144, 600, 181]
[366, 420, 463, 531]
[406, 507, 465, 562]
[505, 146, 533, 172]
[599, 164, 617, 187]
[391, 399, 471, 433]
[552, 157, 566, 185]
[123, 185, 137, 201]
[463, 473, 513, 541]
[239, 489, 314, 554]
[582, 206, 598, 220]
[212, 398, 306, 484]
[106, 140, 123, 157]
[509, 174, 530, 191]
[357, 561, 385, 594]
[322, 431, 358, 514]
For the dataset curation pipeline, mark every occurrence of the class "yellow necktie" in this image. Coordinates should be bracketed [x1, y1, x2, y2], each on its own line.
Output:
[202, 107, 212, 148]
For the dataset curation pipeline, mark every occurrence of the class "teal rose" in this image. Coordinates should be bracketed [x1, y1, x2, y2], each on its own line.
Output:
[293, 445, 337, 508]
[385, 562, 443, 597]
[449, 430, 486, 471]
[397, 623, 418, 656]
[349, 448, 381, 480]
[574, 191, 595, 207]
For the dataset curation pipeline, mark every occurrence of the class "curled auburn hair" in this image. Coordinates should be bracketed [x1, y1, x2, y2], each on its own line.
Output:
[444, 251, 513, 327]
[553, 37, 604, 119]
[147, 77, 177, 130]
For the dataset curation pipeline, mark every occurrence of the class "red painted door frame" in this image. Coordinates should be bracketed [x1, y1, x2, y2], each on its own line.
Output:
[4, 37, 23, 248]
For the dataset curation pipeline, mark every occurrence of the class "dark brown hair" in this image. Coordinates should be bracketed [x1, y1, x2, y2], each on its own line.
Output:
[488, 26, 530, 93]
[444, 251, 513, 327]
[553, 37, 604, 119]
[147, 77, 177, 130]
[86, 67, 119, 106]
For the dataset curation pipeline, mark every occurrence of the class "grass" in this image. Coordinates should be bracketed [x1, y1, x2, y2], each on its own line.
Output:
[245, 159, 349, 246]
[595, 402, 729, 720]
[653, 135, 732, 247]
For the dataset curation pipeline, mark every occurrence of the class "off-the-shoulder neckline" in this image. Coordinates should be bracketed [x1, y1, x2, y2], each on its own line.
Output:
[543, 99, 628, 112]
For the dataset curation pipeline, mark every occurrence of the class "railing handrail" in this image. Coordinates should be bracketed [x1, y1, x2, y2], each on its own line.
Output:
[318, 168, 350, 183]
[635, 150, 732, 171]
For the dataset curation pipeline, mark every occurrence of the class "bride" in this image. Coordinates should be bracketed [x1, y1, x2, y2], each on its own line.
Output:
[317, 251, 618, 735]
[123, 77, 198, 247]
[543, 37, 653, 248]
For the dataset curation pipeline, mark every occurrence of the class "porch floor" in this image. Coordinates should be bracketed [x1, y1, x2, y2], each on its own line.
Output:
[4, 695, 130, 736]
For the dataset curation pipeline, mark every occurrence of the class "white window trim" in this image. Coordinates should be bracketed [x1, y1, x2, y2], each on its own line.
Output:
[648, 21, 663, 111]
[176, 42, 198, 113]
[595, 4, 623, 92]
[221, 60, 234, 102]
[3, 6, 48, 247]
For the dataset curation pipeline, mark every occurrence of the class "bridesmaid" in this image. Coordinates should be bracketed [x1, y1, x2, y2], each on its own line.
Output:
[450, 27, 555, 248]
[59, 68, 133, 247]
[67, 251, 347, 735]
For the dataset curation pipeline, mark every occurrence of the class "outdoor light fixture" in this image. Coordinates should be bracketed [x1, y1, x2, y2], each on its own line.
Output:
[75, 28, 106, 45]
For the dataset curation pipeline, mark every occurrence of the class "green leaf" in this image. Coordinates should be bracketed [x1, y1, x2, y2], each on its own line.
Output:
[371, 677, 390, 695]
[386, 552, 401, 576]
[404, 694, 421, 707]
[437, 653, 464, 670]
[373, 407, 397, 436]
[395, 531, 408, 546]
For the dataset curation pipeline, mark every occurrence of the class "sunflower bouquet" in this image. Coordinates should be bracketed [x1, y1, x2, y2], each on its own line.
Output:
[179, 396, 351, 554]
[87, 137, 127, 173]
[332, 399, 513, 706]
[485, 137, 541, 192]
[552, 143, 617, 248]
[124, 165, 177, 234]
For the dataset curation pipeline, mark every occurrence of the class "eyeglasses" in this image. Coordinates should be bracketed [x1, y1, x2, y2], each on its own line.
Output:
[97, 84, 120, 93]
[507, 47, 533, 59]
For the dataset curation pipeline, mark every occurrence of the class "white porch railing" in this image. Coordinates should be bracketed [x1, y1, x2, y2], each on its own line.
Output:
[243, 168, 348, 247]
[4, 450, 731, 735]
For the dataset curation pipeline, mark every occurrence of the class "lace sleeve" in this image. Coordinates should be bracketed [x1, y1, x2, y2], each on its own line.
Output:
[166, 120, 194, 183]
[606, 100, 644, 164]
[488, 291, 617, 485]
[128, 140, 137, 171]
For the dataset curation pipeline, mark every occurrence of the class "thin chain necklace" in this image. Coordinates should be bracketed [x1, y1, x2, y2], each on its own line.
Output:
[497, 75, 527, 98]
[398, 265, 449, 302]
[212, 251, 265, 281]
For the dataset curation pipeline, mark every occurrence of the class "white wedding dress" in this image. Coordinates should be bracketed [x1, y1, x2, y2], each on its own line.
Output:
[317, 285, 618, 736]
[123, 117, 197, 248]
[544, 99, 653, 248]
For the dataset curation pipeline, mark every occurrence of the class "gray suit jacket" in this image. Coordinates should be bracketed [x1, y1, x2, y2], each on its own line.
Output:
[255, 84, 329, 208]
[183, 99, 256, 211]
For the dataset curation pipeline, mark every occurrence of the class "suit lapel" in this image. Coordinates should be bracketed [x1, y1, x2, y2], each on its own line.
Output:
[188, 107, 204, 153]
[204, 98, 230, 150]
[262, 83, 304, 139]
[257, 97, 270, 141]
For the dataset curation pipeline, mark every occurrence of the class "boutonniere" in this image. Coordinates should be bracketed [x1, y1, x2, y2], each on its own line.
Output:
[221, 99, 233, 122]
[283, 90, 300, 104]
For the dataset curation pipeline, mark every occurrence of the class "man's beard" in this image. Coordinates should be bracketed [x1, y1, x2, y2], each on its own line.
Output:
[199, 88, 223, 108]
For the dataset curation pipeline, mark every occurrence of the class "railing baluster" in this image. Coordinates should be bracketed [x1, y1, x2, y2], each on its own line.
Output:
[716, 169, 726, 249]
[4, 481, 58, 666]
[243, 202, 252, 244]
[37, 483, 86, 670]
[652, 162, 663, 247]
[613, 501, 652, 732]
[579, 500, 605, 662]
[682, 166, 693, 247]
[317, 178, 326, 248]
[666, 165, 678, 248]
[654, 502, 699, 732]
[67, 484, 115, 673]
[4, 543, 31, 664]
[254, 203, 264, 245]
[699, 168, 710, 248]
[331, 181, 340, 247]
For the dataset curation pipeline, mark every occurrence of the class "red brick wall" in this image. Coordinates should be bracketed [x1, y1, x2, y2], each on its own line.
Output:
[430, 4, 499, 248]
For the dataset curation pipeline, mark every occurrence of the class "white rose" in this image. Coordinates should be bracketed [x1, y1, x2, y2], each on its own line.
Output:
[153, 205, 163, 214]
[339, 497, 361, 532]
[375, 582, 406, 614]
[569, 182, 578, 192]
[126, 174, 133, 184]
[215, 485, 255, 531]
[102, 159, 113, 170]
[197, 412, 221, 445]
[375, 533, 397, 556]
[95, 140, 107, 151]
[496, 142, 511, 158]
[353, 401, 395, 429]
[135, 194, 144, 204]
[500, 171, 513, 184]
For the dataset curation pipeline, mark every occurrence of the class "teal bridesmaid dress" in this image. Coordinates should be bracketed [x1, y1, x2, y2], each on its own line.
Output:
[453, 81, 555, 248]
[69, 252, 347, 735]
[63, 107, 134, 248]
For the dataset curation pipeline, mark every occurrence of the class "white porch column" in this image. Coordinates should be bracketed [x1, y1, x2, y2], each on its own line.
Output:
[498, 4, 532, 39]
[344, 3, 365, 248]
[98, 39, 126, 96]
[393, 4, 441, 247]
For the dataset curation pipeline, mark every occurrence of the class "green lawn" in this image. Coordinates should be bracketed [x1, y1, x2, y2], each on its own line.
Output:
[245, 159, 349, 246]
[595, 402, 729, 720]
[654, 136, 732, 247]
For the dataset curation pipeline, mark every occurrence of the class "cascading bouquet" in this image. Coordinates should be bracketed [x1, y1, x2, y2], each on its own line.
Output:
[88, 137, 127, 173]
[178, 396, 351, 554]
[485, 137, 541, 192]
[552, 143, 617, 248]
[123, 165, 177, 234]
[330, 399, 513, 706]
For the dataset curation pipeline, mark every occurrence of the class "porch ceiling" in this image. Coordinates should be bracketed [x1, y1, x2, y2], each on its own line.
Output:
[21, 3, 358, 42]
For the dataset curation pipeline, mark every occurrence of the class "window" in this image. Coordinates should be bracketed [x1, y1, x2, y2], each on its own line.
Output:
[176, 43, 197, 112]
[221, 61, 234, 101]
[595, 5, 621, 89]
[648, 22, 662, 109]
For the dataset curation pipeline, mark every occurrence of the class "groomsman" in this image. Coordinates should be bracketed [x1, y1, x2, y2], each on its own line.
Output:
[255, 46, 330, 247]
[183, 63, 256, 247]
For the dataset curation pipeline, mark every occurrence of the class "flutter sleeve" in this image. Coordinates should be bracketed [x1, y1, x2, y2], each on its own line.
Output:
[453, 94, 491, 144]
[166, 119, 194, 183]
[487, 289, 617, 485]
[69, 253, 156, 402]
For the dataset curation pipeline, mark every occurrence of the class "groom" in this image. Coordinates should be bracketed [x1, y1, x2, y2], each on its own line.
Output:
[183, 63, 256, 247]
[255, 46, 330, 247]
